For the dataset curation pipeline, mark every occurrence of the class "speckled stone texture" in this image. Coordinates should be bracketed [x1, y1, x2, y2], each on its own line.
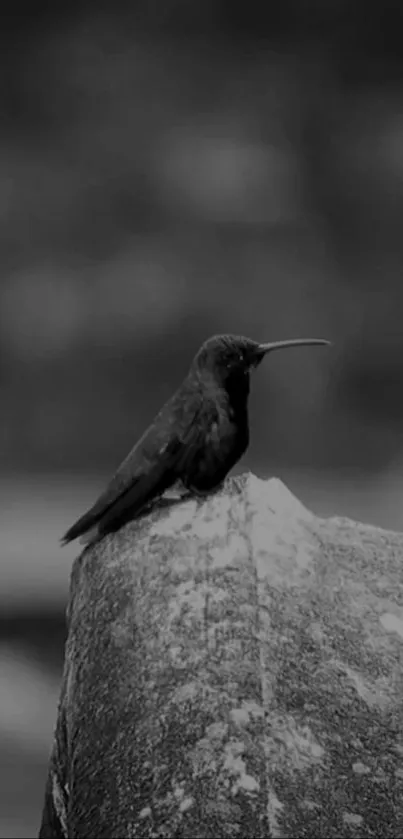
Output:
[38, 474, 403, 838]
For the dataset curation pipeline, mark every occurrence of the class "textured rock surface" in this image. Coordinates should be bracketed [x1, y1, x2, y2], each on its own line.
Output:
[39, 474, 403, 838]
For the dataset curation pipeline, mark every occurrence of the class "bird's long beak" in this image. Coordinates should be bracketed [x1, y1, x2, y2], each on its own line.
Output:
[258, 338, 331, 354]
[251, 337, 330, 367]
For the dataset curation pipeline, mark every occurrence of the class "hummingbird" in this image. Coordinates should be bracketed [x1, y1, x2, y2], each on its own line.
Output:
[62, 334, 330, 545]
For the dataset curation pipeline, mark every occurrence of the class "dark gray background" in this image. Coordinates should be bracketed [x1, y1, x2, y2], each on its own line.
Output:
[2, 3, 403, 835]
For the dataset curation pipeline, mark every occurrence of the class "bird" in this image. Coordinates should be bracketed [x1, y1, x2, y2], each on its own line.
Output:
[62, 333, 330, 545]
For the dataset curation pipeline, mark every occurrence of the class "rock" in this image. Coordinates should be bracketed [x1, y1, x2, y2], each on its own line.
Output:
[38, 474, 403, 838]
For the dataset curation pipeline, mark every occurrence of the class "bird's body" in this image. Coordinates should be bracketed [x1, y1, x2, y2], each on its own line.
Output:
[62, 334, 329, 545]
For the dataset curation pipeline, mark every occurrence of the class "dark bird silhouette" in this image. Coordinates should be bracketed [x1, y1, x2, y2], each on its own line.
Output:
[62, 334, 330, 545]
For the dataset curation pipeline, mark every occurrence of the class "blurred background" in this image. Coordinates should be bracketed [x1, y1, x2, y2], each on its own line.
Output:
[2, 2, 403, 835]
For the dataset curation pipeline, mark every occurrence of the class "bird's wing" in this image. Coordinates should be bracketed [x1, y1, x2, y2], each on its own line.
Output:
[61, 432, 182, 544]
[61, 386, 205, 544]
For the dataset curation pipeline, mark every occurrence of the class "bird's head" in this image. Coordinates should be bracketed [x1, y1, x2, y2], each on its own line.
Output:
[193, 333, 330, 392]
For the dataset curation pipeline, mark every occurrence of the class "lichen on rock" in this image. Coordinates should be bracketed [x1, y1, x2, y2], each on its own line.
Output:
[38, 474, 403, 838]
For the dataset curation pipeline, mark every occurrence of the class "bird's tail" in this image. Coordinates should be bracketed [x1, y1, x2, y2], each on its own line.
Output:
[61, 509, 100, 545]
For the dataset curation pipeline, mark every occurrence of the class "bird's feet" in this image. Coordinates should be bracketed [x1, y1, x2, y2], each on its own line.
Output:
[162, 480, 224, 506]
[186, 481, 225, 499]
[162, 480, 189, 501]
